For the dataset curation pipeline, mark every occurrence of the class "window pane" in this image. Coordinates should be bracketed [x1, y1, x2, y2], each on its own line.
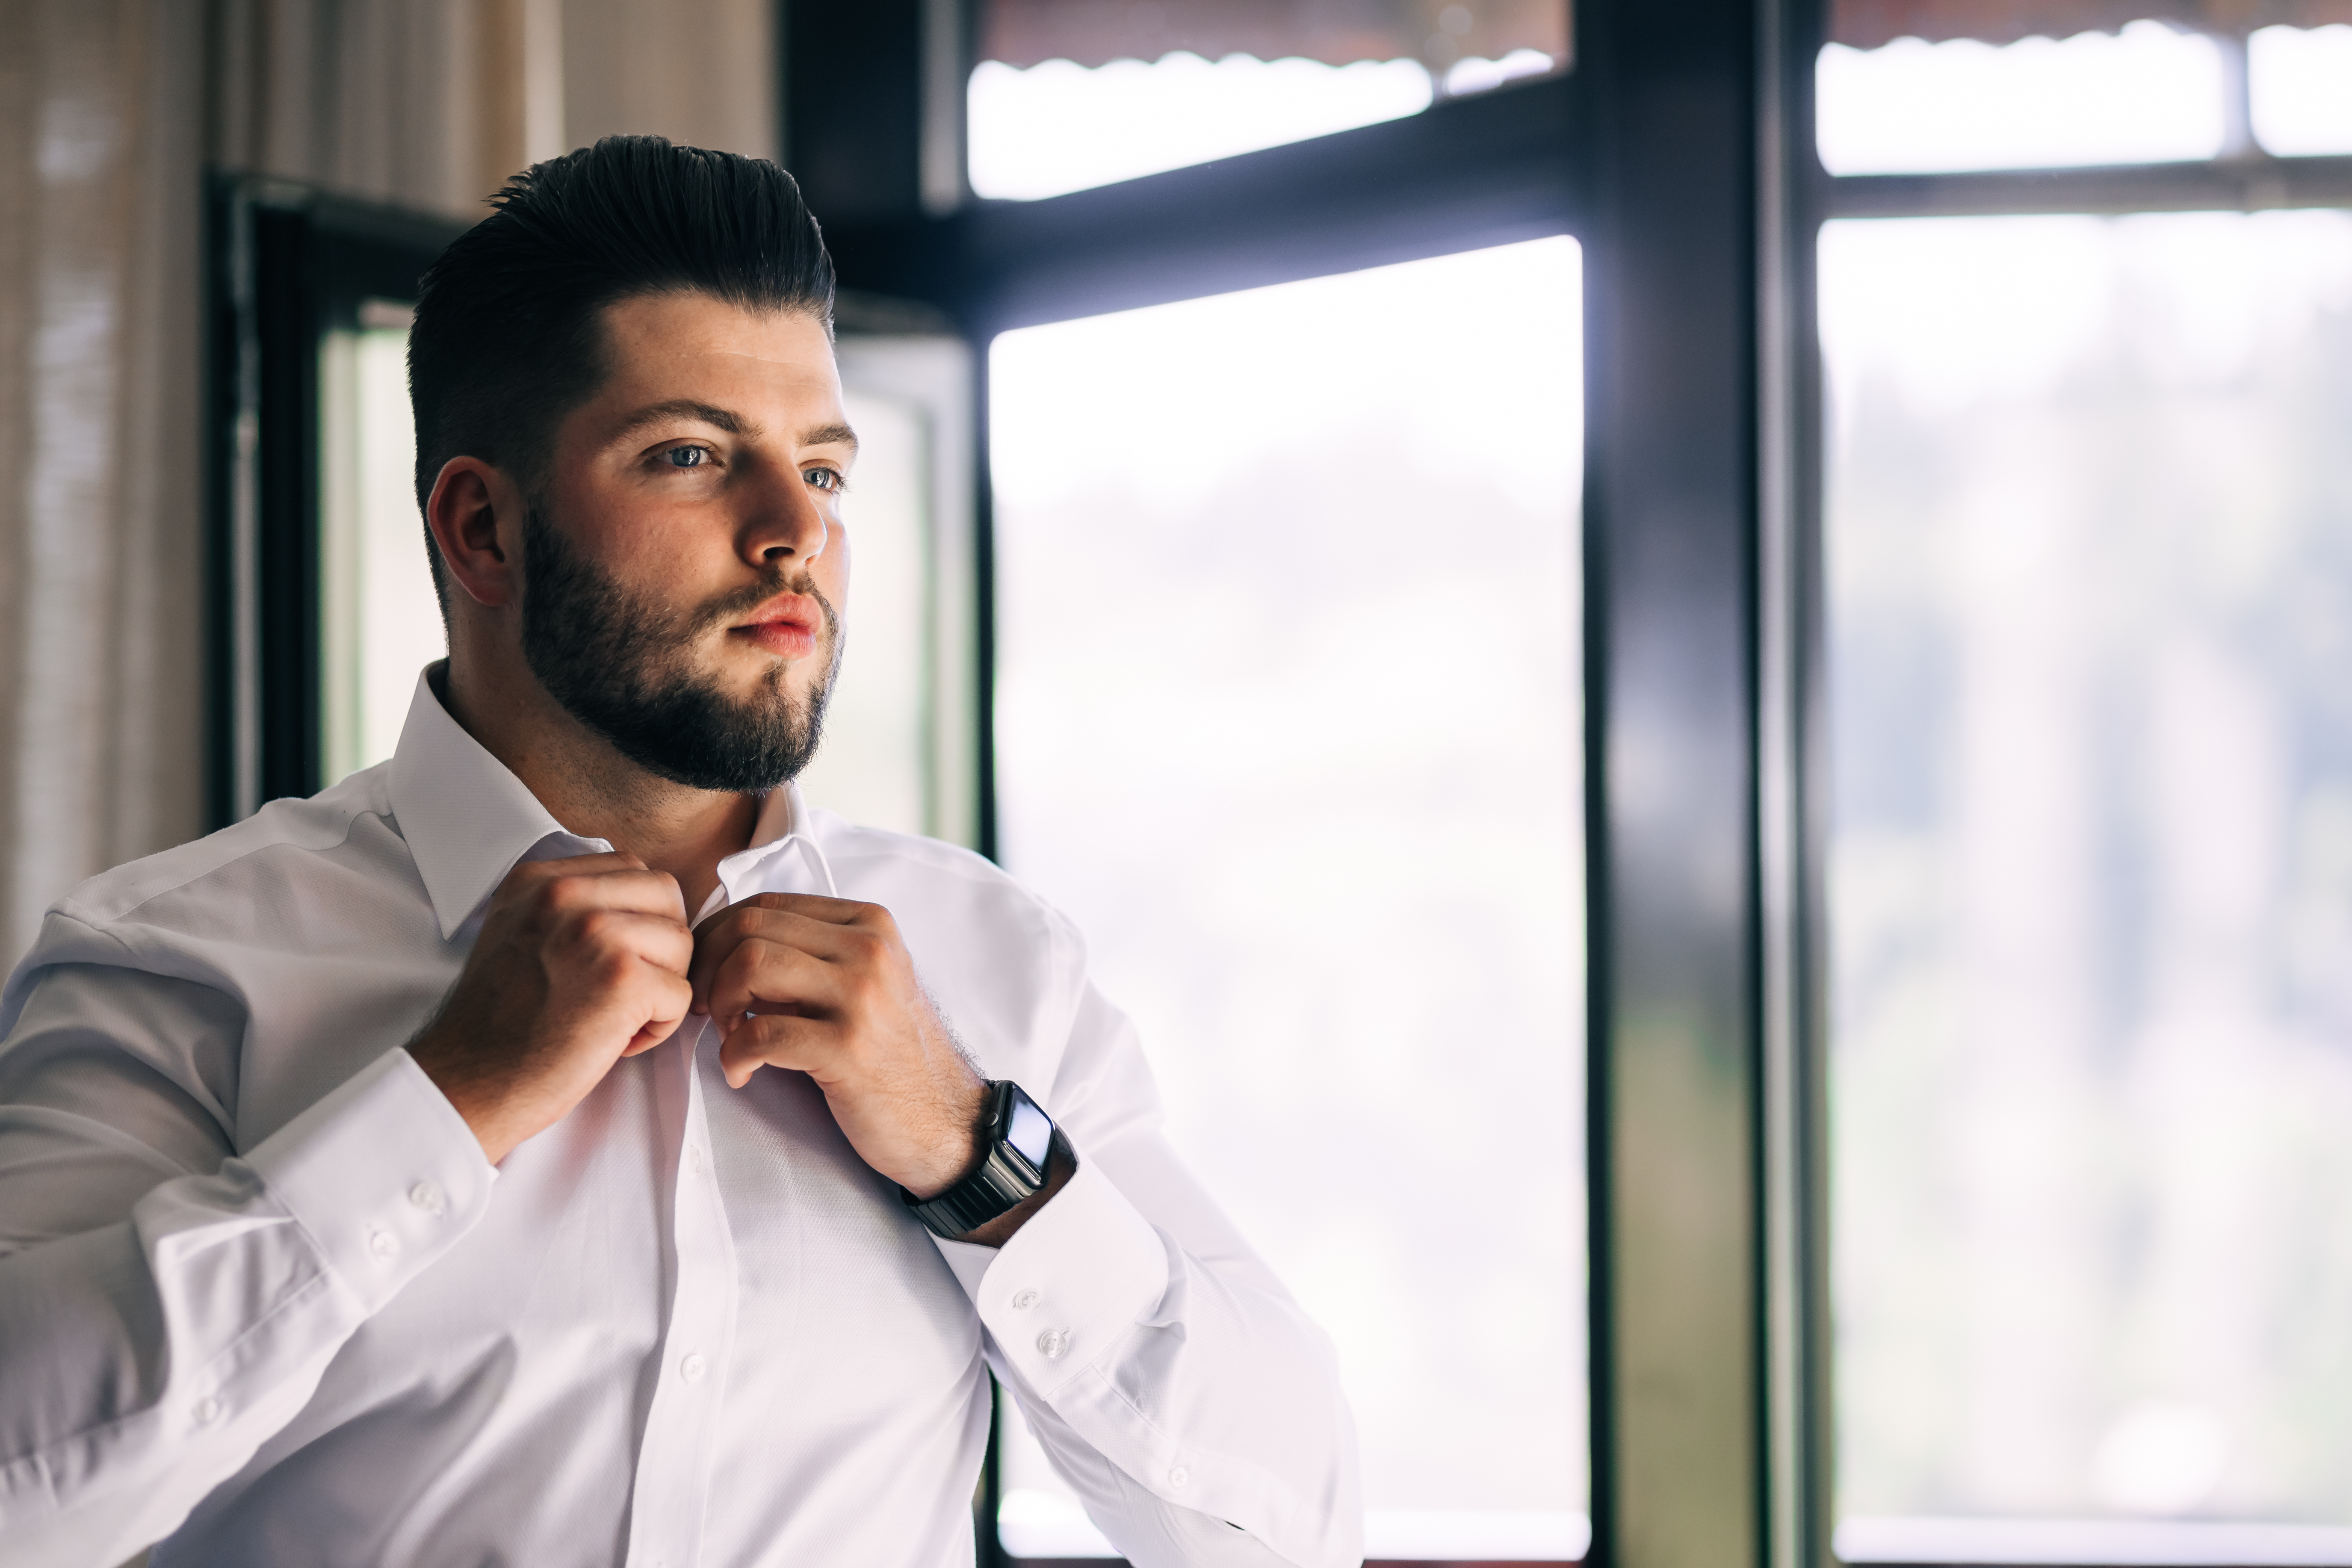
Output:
[990, 238, 1586, 1561]
[794, 386, 933, 837]
[1825, 211, 2352, 1565]
[2251, 25, 2352, 157]
[320, 301, 443, 783]
[1817, 22, 2225, 175]
[969, 0, 1567, 200]
[804, 332, 983, 847]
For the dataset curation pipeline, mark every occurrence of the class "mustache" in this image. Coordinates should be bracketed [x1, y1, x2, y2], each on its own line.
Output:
[689, 570, 839, 638]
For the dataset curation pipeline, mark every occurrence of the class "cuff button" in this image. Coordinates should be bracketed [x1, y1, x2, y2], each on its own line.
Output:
[1169, 1466, 1190, 1488]
[1036, 1327, 1071, 1360]
[1011, 1288, 1040, 1310]
[369, 1229, 401, 1259]
[408, 1180, 446, 1216]
[192, 1397, 221, 1425]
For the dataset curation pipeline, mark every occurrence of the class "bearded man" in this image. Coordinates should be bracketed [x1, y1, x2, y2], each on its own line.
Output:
[0, 138, 1358, 1568]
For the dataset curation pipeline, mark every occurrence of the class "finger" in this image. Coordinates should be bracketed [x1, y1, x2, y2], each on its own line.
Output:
[537, 867, 691, 925]
[703, 936, 846, 1026]
[717, 1011, 837, 1089]
[691, 891, 877, 942]
[689, 905, 886, 1010]
[622, 962, 696, 1056]
[574, 908, 697, 978]
[502, 850, 647, 885]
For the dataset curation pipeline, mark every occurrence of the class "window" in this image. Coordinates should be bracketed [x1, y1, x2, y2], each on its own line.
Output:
[319, 299, 441, 783]
[987, 238, 1587, 1562]
[967, 0, 1568, 198]
[1817, 23, 2231, 174]
[798, 329, 984, 842]
[1826, 208, 2352, 1565]
[1818, 6, 2352, 1563]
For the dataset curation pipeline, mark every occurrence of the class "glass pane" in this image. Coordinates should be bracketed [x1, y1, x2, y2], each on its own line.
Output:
[1817, 22, 2225, 175]
[969, 0, 1567, 200]
[320, 301, 444, 783]
[1824, 210, 2352, 1564]
[2251, 25, 2352, 157]
[990, 238, 1586, 1561]
[794, 386, 932, 836]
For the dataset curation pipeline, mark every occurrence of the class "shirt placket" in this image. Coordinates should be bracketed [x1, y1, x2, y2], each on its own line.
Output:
[621, 1017, 740, 1568]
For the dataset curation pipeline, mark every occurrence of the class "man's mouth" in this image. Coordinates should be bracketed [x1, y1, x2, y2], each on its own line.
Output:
[728, 594, 822, 660]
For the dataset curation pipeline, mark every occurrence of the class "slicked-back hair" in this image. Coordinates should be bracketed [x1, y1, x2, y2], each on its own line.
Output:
[408, 135, 835, 611]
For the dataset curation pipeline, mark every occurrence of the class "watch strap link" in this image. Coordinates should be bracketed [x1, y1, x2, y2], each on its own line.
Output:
[904, 1081, 1055, 1238]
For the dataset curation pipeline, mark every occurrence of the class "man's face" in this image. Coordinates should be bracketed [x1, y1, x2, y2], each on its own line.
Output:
[518, 291, 855, 792]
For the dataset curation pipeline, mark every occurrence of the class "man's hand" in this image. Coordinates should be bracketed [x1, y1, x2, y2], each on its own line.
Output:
[409, 853, 694, 1164]
[689, 893, 988, 1199]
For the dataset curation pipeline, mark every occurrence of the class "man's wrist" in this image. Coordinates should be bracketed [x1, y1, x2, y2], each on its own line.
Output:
[902, 1079, 994, 1200]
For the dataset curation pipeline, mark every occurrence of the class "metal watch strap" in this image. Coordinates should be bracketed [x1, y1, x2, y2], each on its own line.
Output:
[903, 1081, 1055, 1238]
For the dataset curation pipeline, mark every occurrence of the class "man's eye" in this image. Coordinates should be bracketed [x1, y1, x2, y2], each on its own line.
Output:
[806, 467, 844, 492]
[663, 446, 709, 469]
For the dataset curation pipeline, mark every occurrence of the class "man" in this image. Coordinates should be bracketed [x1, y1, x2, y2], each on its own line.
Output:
[0, 138, 1359, 1567]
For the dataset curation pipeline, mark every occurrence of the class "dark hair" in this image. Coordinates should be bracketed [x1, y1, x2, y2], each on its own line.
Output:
[408, 135, 836, 608]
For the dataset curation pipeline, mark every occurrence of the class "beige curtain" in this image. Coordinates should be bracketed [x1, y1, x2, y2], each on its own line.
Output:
[0, 0, 776, 967]
[0, 0, 209, 962]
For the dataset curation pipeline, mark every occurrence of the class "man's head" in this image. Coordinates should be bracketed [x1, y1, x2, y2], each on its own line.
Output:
[409, 136, 851, 793]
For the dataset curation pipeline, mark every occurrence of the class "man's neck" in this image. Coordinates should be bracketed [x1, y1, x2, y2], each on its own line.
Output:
[436, 658, 756, 919]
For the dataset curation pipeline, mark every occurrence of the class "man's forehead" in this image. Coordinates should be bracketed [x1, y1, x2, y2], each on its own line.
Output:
[586, 294, 845, 434]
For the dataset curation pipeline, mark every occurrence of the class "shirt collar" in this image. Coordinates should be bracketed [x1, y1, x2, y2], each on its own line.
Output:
[387, 665, 815, 940]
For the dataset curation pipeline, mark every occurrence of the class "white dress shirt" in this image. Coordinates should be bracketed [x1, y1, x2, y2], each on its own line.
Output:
[0, 671, 1361, 1568]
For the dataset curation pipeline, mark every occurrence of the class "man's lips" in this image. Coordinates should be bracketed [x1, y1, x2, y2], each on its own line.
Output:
[728, 594, 821, 659]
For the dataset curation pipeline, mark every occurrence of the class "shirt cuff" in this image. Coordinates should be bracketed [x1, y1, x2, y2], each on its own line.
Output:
[242, 1048, 495, 1315]
[955, 1153, 1170, 1396]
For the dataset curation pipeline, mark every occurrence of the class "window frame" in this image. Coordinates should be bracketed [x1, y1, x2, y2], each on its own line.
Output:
[204, 175, 464, 823]
[787, 2, 1831, 1565]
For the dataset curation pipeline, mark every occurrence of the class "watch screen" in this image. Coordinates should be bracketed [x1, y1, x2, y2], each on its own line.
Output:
[1006, 1091, 1053, 1170]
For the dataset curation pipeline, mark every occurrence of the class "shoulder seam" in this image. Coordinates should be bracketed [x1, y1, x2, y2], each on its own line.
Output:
[69, 806, 393, 928]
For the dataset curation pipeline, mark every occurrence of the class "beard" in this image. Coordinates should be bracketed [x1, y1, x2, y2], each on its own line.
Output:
[517, 504, 841, 793]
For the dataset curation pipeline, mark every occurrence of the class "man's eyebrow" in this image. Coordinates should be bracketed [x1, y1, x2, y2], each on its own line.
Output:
[607, 399, 758, 442]
[801, 421, 859, 453]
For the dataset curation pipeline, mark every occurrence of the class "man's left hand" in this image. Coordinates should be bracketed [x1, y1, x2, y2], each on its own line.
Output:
[690, 893, 986, 1199]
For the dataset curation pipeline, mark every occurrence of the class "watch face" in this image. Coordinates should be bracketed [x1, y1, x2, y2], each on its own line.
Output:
[1005, 1089, 1053, 1172]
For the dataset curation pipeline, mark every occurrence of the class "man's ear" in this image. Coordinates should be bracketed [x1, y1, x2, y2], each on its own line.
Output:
[425, 457, 523, 610]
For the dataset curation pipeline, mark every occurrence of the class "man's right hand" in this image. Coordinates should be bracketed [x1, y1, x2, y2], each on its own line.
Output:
[408, 853, 694, 1164]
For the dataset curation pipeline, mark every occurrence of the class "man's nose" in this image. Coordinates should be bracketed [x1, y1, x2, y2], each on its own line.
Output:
[742, 465, 828, 568]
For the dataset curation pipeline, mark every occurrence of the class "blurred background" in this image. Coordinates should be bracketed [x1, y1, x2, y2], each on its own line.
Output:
[6, 2, 2351, 1565]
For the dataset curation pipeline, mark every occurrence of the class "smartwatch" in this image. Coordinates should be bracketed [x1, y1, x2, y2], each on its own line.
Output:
[903, 1080, 1059, 1238]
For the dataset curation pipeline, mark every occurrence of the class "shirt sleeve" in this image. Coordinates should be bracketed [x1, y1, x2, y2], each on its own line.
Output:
[932, 980, 1364, 1568]
[0, 947, 495, 1564]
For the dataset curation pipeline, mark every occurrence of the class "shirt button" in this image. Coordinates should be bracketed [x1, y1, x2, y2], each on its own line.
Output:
[369, 1229, 400, 1259]
[192, 1397, 221, 1425]
[1036, 1328, 1070, 1361]
[1010, 1288, 1040, 1310]
[407, 1180, 445, 1216]
[1170, 1466, 1190, 1488]
[688, 1145, 706, 1176]
[680, 1352, 707, 1383]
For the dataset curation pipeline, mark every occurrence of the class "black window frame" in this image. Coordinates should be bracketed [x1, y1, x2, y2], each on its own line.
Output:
[787, 1, 1834, 1565]
[204, 175, 465, 824]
